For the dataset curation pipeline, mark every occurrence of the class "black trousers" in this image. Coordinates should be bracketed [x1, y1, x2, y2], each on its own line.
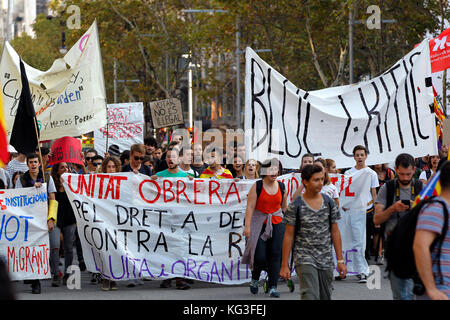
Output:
[251, 222, 286, 288]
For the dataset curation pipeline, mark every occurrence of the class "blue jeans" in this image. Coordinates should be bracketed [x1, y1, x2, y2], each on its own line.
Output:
[49, 224, 77, 276]
[389, 272, 414, 300]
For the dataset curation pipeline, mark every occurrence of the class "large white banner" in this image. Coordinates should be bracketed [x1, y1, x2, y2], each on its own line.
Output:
[0, 20, 107, 141]
[62, 171, 371, 284]
[0, 186, 51, 281]
[245, 40, 438, 169]
[94, 102, 144, 156]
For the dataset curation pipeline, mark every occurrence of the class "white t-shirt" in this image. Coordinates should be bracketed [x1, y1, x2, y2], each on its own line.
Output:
[321, 183, 339, 199]
[419, 169, 434, 182]
[345, 166, 379, 210]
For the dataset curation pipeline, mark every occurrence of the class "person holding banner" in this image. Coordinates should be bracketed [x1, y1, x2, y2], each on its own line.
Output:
[244, 159, 260, 180]
[50, 162, 77, 287]
[200, 149, 233, 179]
[228, 155, 245, 179]
[15, 153, 58, 294]
[178, 148, 197, 177]
[153, 148, 192, 290]
[84, 149, 99, 174]
[280, 164, 346, 300]
[242, 158, 288, 298]
[344, 146, 379, 283]
[153, 148, 190, 178]
[191, 143, 207, 177]
[121, 144, 152, 176]
[98, 156, 120, 291]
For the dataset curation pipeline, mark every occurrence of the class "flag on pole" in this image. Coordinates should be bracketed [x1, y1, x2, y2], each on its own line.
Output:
[0, 88, 8, 167]
[9, 59, 39, 155]
[412, 170, 442, 208]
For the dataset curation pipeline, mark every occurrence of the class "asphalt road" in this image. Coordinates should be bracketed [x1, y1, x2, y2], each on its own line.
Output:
[11, 257, 393, 301]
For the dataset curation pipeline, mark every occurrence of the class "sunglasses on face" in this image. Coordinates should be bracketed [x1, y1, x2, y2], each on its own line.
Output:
[134, 156, 145, 161]
[86, 157, 94, 161]
[93, 162, 102, 166]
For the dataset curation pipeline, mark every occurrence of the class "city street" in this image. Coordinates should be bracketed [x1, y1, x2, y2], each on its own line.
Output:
[12, 258, 392, 301]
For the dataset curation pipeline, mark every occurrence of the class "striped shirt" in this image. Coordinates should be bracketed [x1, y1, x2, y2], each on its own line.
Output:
[5, 159, 28, 185]
[416, 196, 450, 298]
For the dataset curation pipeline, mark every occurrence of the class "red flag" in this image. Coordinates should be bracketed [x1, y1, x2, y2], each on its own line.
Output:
[429, 28, 450, 73]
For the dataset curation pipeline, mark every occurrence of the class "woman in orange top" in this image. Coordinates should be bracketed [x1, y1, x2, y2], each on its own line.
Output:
[242, 158, 288, 298]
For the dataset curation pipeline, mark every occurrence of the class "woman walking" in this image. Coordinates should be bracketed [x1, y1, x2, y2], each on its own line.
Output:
[50, 162, 77, 287]
[99, 156, 122, 291]
[242, 158, 288, 298]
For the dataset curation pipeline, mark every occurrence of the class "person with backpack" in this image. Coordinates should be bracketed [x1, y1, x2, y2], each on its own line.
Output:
[16, 153, 58, 294]
[413, 160, 450, 300]
[374, 153, 423, 300]
[242, 158, 288, 298]
[280, 164, 346, 300]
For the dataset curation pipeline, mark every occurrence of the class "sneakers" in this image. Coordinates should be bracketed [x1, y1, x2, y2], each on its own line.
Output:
[176, 279, 191, 290]
[249, 279, 259, 294]
[357, 273, 367, 283]
[376, 255, 384, 265]
[160, 279, 172, 288]
[269, 287, 280, 298]
[31, 280, 41, 294]
[101, 279, 111, 291]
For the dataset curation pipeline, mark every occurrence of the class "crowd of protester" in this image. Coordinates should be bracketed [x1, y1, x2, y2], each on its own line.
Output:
[0, 134, 448, 300]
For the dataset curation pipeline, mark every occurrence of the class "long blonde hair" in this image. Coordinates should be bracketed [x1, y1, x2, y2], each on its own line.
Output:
[244, 159, 260, 179]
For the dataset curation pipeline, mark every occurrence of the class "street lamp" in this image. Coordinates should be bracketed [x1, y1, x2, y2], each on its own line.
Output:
[183, 9, 271, 129]
[182, 53, 200, 129]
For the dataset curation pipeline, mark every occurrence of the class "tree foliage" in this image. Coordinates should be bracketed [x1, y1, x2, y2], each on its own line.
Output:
[7, 0, 449, 127]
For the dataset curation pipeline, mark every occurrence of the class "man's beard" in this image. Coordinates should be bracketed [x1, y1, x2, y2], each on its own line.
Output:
[398, 178, 413, 186]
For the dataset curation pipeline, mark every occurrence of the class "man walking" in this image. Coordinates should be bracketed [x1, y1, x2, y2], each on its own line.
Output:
[345, 145, 379, 282]
[16, 153, 58, 294]
[280, 164, 347, 300]
[374, 153, 423, 300]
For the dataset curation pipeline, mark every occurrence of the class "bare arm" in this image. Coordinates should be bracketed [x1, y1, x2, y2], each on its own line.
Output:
[280, 224, 295, 280]
[413, 229, 449, 300]
[292, 183, 303, 200]
[243, 184, 257, 238]
[374, 201, 409, 225]
[371, 187, 377, 204]
[282, 191, 288, 212]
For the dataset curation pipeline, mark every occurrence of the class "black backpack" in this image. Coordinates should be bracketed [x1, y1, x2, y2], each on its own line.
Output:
[385, 196, 449, 281]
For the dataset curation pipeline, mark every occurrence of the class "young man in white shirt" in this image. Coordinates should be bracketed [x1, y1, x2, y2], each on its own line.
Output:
[344, 145, 379, 283]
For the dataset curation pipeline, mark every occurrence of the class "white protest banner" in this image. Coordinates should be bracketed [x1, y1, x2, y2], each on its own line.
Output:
[61, 169, 372, 284]
[150, 98, 184, 129]
[0, 20, 107, 141]
[245, 40, 438, 169]
[62, 173, 252, 284]
[0, 186, 51, 281]
[94, 102, 144, 155]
